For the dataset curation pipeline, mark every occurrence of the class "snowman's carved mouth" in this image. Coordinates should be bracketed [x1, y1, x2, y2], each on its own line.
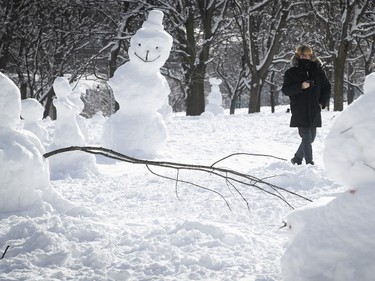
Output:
[134, 52, 160, 63]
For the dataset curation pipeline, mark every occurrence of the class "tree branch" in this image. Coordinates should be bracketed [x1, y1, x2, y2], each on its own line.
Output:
[44, 146, 312, 210]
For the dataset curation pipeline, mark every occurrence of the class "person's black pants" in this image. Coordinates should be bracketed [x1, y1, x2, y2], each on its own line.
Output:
[295, 127, 316, 164]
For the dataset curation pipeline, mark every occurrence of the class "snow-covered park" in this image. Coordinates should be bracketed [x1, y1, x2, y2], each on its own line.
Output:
[0, 70, 374, 280]
[1, 8, 375, 281]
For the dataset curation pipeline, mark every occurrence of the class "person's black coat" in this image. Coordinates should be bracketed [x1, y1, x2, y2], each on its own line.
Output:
[282, 56, 331, 127]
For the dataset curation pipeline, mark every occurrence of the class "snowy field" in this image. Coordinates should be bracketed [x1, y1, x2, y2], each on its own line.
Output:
[2, 7, 374, 280]
[0, 105, 347, 281]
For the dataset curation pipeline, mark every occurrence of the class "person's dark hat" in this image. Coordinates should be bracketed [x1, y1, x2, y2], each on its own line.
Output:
[290, 44, 323, 67]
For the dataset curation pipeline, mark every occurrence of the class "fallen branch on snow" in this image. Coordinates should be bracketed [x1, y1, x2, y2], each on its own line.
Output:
[44, 146, 312, 210]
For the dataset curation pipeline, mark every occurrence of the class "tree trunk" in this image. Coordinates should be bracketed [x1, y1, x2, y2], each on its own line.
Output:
[248, 74, 262, 113]
[244, 0, 289, 114]
[333, 59, 344, 111]
[270, 72, 277, 113]
[183, 9, 201, 116]
[230, 99, 236, 114]
[108, 41, 121, 112]
[43, 86, 57, 119]
[347, 84, 354, 105]
[0, 38, 11, 70]
[347, 63, 355, 105]
[230, 91, 242, 114]
[332, 40, 349, 111]
[186, 66, 206, 116]
[108, 12, 132, 113]
[185, 0, 221, 116]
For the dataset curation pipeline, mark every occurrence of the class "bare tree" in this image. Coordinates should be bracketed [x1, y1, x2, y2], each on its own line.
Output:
[0, 0, 129, 117]
[1, 0, 373, 117]
[163, 0, 232, 116]
[309, 0, 375, 111]
[233, 0, 292, 113]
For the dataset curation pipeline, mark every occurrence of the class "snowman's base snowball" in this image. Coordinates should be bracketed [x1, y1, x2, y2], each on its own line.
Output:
[102, 112, 167, 159]
[204, 104, 225, 116]
[0, 128, 48, 213]
[47, 146, 98, 180]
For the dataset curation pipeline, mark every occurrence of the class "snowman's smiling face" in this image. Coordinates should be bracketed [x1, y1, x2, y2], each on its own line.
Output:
[133, 42, 161, 63]
[129, 28, 172, 70]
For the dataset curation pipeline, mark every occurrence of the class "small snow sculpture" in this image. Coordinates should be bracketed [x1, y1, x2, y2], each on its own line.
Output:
[21, 98, 50, 145]
[103, 9, 173, 158]
[48, 77, 97, 179]
[204, 78, 224, 116]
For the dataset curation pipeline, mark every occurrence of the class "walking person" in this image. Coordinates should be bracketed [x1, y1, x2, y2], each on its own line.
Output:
[282, 45, 331, 165]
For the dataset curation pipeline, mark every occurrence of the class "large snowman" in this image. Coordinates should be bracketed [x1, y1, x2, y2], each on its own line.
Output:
[103, 9, 173, 158]
[0, 73, 45, 213]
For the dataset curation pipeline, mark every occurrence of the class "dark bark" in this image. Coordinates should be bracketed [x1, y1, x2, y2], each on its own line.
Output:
[332, 38, 350, 111]
[185, 1, 213, 116]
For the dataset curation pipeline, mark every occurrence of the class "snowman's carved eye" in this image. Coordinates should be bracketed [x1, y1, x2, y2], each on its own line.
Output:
[138, 43, 141, 47]
[155, 46, 159, 49]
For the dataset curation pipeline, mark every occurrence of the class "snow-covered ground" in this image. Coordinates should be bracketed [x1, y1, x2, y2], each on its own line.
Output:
[1, 104, 348, 281]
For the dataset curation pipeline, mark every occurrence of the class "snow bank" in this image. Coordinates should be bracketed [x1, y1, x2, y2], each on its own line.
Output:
[282, 73, 375, 281]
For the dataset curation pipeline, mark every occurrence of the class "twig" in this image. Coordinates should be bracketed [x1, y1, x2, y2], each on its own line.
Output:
[210, 152, 287, 167]
[146, 165, 232, 210]
[340, 127, 352, 134]
[1, 245, 10, 260]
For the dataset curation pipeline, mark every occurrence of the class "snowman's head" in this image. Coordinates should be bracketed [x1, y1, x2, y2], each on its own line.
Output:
[128, 10, 173, 70]
[53, 77, 72, 99]
[21, 98, 44, 121]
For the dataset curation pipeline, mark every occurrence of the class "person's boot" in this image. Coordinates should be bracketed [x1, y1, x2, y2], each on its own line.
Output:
[306, 160, 314, 165]
[291, 157, 302, 165]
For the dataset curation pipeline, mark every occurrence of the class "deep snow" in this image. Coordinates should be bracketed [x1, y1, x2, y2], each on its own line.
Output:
[1, 72, 374, 281]
[1, 104, 344, 281]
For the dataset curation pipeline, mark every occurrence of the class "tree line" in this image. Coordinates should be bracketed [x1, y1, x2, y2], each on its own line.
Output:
[1, 0, 374, 117]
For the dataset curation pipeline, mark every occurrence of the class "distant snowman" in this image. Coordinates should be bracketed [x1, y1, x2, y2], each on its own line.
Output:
[0, 73, 51, 213]
[21, 98, 50, 146]
[204, 78, 224, 116]
[48, 77, 97, 179]
[103, 9, 173, 158]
